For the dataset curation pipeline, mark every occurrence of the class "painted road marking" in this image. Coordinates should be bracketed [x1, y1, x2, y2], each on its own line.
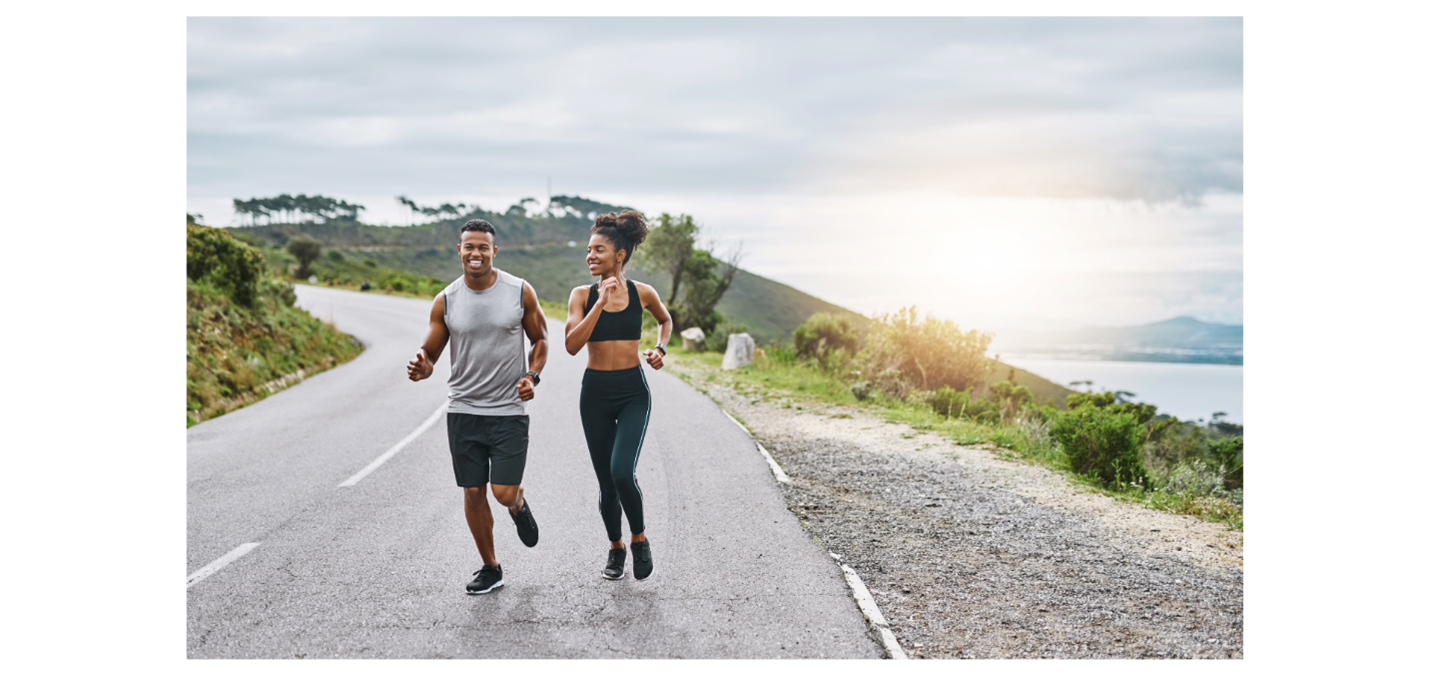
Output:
[339, 402, 446, 487]
[835, 554, 907, 659]
[187, 543, 260, 589]
[721, 410, 791, 483]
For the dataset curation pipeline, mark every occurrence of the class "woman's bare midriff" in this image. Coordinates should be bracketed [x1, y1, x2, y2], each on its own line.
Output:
[586, 340, 642, 371]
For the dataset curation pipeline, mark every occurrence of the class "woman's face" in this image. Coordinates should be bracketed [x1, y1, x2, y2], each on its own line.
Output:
[586, 233, 624, 276]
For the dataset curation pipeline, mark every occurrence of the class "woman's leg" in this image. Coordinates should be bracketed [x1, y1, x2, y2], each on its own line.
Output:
[608, 385, 652, 539]
[579, 386, 626, 544]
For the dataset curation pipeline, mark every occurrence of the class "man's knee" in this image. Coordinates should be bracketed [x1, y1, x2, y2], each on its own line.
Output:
[490, 483, 520, 506]
[464, 485, 487, 505]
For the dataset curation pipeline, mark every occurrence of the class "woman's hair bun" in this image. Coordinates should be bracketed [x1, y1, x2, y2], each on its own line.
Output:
[591, 210, 648, 266]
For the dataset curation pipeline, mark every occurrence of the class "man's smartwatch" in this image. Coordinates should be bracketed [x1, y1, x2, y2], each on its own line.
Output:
[525, 371, 540, 386]
[655, 343, 667, 356]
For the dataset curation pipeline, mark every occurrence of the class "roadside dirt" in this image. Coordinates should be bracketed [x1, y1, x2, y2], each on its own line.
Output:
[670, 360, 1244, 659]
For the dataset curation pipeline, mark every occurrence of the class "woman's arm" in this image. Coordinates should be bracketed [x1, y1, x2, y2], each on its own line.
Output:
[565, 281, 616, 355]
[637, 282, 674, 369]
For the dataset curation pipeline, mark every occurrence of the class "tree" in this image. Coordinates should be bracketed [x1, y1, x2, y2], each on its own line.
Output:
[286, 234, 323, 278]
[635, 213, 740, 333]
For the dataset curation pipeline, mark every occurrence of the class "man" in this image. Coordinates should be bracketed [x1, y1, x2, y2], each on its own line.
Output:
[407, 219, 547, 594]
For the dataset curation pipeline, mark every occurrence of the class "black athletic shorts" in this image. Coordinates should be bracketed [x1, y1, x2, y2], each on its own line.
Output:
[445, 413, 529, 487]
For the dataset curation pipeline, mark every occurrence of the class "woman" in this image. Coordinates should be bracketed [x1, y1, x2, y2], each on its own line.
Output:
[564, 210, 673, 581]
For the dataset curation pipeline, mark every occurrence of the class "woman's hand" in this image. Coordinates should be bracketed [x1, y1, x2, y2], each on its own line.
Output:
[642, 348, 664, 370]
[594, 276, 621, 308]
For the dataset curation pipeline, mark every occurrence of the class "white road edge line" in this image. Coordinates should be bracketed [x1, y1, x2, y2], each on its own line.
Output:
[339, 402, 447, 487]
[836, 555, 908, 659]
[755, 442, 792, 483]
[721, 410, 791, 483]
[187, 542, 260, 589]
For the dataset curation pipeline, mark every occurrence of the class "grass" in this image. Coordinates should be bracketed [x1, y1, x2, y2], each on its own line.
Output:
[663, 344, 1242, 531]
[187, 278, 363, 427]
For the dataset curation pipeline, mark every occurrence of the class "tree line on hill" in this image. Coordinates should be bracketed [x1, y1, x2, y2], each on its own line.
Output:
[232, 194, 365, 226]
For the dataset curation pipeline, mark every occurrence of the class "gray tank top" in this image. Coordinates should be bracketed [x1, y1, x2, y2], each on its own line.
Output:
[442, 270, 528, 416]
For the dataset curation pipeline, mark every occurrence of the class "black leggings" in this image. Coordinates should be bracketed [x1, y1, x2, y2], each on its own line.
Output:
[579, 366, 651, 542]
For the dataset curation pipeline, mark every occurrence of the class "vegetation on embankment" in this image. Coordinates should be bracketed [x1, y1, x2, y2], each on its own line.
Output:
[187, 224, 364, 427]
[664, 309, 1243, 530]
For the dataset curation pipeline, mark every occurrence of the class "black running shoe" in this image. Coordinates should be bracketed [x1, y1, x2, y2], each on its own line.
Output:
[466, 564, 504, 594]
[603, 547, 627, 580]
[631, 540, 653, 580]
[510, 498, 538, 547]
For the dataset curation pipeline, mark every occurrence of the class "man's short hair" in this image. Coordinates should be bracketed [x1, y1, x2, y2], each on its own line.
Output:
[461, 219, 496, 238]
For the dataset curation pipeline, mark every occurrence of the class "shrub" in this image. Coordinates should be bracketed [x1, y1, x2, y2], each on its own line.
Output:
[1050, 406, 1148, 489]
[850, 381, 873, 401]
[929, 385, 1001, 422]
[858, 306, 993, 397]
[1160, 460, 1224, 498]
[930, 386, 970, 417]
[187, 224, 265, 307]
[989, 381, 1033, 422]
[1209, 436, 1244, 490]
[286, 234, 323, 278]
[794, 313, 862, 359]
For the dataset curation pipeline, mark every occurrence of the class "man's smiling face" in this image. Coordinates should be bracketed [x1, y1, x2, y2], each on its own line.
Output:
[459, 230, 496, 279]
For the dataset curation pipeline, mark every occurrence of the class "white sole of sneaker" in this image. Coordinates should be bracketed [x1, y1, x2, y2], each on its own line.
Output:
[603, 572, 625, 580]
[466, 579, 505, 595]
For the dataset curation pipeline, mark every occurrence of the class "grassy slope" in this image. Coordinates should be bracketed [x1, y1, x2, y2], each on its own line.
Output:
[663, 346, 1240, 530]
[187, 277, 363, 428]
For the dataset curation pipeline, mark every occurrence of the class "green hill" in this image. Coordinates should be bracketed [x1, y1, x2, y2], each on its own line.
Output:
[229, 198, 866, 344]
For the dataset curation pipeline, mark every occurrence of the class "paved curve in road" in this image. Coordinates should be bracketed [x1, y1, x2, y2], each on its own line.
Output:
[188, 284, 881, 658]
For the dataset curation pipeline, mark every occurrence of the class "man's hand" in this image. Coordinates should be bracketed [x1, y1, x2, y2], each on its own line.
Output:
[642, 349, 664, 370]
[407, 350, 434, 381]
[516, 375, 536, 401]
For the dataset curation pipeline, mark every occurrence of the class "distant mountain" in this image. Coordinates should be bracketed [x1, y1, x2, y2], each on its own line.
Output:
[993, 316, 1242, 365]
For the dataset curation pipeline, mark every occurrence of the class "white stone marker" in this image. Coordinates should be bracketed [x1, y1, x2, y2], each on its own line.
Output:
[722, 333, 756, 370]
[680, 326, 706, 351]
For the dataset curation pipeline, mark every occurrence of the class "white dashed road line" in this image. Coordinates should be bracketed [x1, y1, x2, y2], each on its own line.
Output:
[339, 402, 446, 487]
[187, 543, 260, 589]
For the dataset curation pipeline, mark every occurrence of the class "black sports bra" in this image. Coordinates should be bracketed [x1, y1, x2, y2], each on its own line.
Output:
[584, 279, 643, 342]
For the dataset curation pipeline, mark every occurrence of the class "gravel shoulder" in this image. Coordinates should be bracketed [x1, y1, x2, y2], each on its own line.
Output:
[669, 358, 1243, 659]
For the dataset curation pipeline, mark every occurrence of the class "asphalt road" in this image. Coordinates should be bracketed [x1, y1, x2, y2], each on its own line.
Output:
[187, 284, 881, 659]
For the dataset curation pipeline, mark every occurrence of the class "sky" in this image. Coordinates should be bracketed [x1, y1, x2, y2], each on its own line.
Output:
[188, 17, 1243, 333]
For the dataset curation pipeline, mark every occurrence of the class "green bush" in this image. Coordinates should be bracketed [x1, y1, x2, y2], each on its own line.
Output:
[989, 381, 1033, 422]
[858, 306, 993, 397]
[850, 381, 873, 401]
[1050, 406, 1148, 489]
[794, 313, 861, 357]
[930, 386, 969, 417]
[187, 224, 265, 307]
[929, 385, 1001, 422]
[1209, 436, 1244, 490]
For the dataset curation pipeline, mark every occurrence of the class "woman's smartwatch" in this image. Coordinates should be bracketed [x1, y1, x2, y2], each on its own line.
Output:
[525, 371, 541, 386]
[655, 343, 667, 355]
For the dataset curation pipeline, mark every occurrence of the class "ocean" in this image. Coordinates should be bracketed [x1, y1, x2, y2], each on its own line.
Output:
[1002, 357, 1244, 424]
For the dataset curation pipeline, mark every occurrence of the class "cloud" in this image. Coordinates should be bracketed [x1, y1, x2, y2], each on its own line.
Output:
[187, 17, 1242, 203]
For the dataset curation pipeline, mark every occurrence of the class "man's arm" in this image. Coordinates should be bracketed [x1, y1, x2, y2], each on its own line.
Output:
[516, 283, 549, 401]
[407, 294, 450, 381]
